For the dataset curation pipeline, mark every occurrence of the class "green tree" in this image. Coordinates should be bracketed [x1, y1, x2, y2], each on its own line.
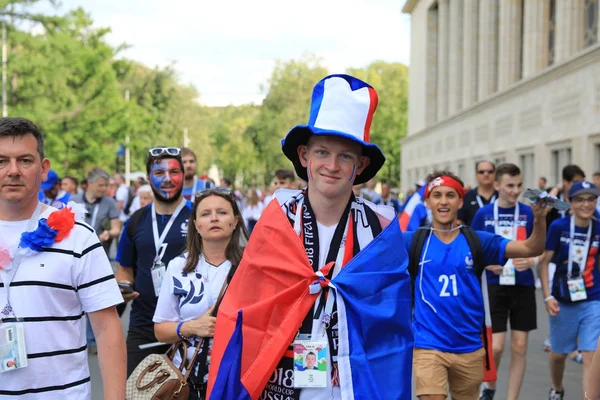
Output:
[245, 55, 328, 184]
[347, 61, 409, 187]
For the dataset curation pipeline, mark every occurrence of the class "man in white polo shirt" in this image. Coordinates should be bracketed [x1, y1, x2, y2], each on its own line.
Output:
[0, 117, 125, 399]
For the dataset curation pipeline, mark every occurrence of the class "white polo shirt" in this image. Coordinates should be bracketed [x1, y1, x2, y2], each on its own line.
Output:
[0, 208, 122, 399]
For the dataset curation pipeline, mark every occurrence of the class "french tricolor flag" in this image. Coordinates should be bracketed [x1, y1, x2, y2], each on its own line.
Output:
[207, 201, 413, 399]
[399, 185, 427, 231]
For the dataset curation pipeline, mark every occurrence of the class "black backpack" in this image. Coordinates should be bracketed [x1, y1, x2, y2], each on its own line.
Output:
[407, 225, 493, 373]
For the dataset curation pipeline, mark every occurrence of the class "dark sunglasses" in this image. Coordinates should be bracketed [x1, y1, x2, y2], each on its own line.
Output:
[148, 147, 181, 157]
[477, 169, 495, 175]
[195, 187, 232, 198]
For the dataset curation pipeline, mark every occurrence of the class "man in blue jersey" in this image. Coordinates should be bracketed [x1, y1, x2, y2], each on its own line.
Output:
[471, 164, 537, 400]
[181, 147, 213, 201]
[115, 147, 192, 376]
[405, 170, 548, 400]
[540, 180, 600, 400]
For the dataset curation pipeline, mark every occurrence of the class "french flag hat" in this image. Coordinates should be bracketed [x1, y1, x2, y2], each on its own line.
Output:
[281, 74, 385, 185]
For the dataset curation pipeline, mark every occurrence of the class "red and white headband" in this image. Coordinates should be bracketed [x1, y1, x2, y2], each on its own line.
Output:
[424, 176, 465, 199]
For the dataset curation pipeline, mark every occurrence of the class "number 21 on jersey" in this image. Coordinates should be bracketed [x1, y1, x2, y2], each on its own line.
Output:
[439, 274, 458, 297]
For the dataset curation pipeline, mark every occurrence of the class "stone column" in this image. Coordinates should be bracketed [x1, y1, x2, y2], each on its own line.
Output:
[478, 0, 499, 100]
[437, 0, 449, 120]
[555, 0, 584, 63]
[522, 0, 549, 78]
[448, 0, 463, 114]
[498, 0, 523, 90]
[426, 7, 439, 126]
[463, 0, 479, 108]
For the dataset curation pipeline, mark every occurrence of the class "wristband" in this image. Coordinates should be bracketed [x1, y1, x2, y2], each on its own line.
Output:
[176, 321, 188, 340]
[544, 295, 555, 303]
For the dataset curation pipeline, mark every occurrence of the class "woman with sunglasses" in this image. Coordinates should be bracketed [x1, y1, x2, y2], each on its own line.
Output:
[153, 188, 249, 399]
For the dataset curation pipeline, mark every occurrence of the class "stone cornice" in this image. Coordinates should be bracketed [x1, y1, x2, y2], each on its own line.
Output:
[402, 44, 600, 145]
[402, 0, 419, 14]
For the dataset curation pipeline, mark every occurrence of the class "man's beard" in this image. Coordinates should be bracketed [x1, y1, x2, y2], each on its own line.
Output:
[151, 185, 183, 204]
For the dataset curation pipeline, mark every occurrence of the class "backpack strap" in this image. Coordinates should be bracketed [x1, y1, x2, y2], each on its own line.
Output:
[460, 226, 485, 280]
[409, 227, 431, 303]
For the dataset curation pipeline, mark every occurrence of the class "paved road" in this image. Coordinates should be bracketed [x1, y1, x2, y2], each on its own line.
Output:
[89, 290, 584, 399]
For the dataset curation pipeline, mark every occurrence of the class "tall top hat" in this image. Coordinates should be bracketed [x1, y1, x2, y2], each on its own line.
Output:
[281, 74, 385, 185]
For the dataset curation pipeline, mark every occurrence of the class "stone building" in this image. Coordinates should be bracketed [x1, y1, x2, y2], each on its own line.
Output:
[401, 0, 600, 191]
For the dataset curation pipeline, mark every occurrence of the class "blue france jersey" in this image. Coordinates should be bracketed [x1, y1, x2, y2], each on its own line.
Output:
[471, 202, 535, 286]
[404, 230, 508, 353]
[546, 217, 600, 301]
[116, 201, 192, 327]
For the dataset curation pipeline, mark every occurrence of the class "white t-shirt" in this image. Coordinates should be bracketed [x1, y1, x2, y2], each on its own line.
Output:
[300, 222, 342, 400]
[128, 195, 141, 215]
[115, 184, 129, 221]
[0, 207, 123, 399]
[242, 203, 264, 224]
[153, 254, 232, 377]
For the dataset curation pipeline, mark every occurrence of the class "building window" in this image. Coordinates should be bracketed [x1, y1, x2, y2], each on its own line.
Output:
[585, 0, 598, 47]
[493, 155, 506, 166]
[457, 161, 466, 180]
[594, 144, 600, 172]
[519, 153, 535, 189]
[551, 148, 572, 186]
[548, 0, 556, 66]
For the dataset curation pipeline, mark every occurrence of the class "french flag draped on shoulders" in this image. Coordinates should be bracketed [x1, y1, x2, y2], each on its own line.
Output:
[207, 200, 414, 400]
[400, 185, 427, 231]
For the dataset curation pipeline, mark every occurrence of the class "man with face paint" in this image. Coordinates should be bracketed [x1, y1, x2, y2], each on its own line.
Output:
[208, 75, 413, 400]
[115, 147, 193, 376]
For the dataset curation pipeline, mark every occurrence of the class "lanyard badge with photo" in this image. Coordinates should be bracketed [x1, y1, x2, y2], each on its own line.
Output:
[567, 216, 591, 302]
[151, 201, 186, 297]
[0, 203, 44, 373]
[494, 201, 518, 286]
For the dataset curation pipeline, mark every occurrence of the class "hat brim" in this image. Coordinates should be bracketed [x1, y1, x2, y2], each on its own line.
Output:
[281, 125, 385, 185]
[569, 188, 600, 199]
[40, 181, 57, 191]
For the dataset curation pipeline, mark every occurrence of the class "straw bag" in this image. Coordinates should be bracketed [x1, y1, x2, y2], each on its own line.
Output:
[126, 339, 203, 400]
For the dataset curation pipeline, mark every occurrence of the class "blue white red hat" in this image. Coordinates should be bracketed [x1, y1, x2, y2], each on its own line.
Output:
[281, 74, 385, 185]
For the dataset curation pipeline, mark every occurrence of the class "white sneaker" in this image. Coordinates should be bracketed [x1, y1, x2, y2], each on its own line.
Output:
[549, 388, 564, 400]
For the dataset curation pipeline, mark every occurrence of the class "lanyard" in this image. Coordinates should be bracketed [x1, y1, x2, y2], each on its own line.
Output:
[90, 204, 100, 228]
[493, 200, 520, 240]
[476, 193, 496, 208]
[151, 200, 186, 261]
[568, 216, 592, 278]
[1, 202, 44, 319]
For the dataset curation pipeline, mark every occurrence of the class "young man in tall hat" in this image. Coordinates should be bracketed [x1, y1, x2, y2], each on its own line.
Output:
[207, 75, 413, 400]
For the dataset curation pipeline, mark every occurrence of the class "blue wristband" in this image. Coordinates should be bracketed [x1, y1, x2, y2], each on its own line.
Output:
[176, 321, 187, 340]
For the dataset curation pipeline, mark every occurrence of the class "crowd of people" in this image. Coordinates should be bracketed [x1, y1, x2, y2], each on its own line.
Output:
[0, 73, 599, 400]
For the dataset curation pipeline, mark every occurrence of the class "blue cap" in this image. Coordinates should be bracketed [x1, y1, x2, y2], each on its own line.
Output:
[41, 170, 59, 191]
[568, 180, 600, 199]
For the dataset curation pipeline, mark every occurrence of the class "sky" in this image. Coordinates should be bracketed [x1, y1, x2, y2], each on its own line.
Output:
[37, 0, 411, 106]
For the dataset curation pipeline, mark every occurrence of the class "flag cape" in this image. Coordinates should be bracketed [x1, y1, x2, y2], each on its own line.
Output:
[400, 186, 426, 231]
[208, 200, 413, 400]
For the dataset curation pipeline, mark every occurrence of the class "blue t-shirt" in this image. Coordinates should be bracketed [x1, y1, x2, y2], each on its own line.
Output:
[546, 216, 600, 301]
[116, 201, 193, 327]
[404, 230, 508, 353]
[182, 178, 213, 201]
[471, 202, 535, 286]
[38, 191, 70, 208]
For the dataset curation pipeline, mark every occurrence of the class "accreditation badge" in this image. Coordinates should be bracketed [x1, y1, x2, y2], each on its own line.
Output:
[568, 277, 587, 302]
[500, 259, 516, 286]
[0, 323, 27, 373]
[151, 260, 167, 297]
[293, 340, 328, 389]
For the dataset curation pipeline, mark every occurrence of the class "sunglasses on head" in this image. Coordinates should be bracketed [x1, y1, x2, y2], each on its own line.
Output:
[477, 169, 495, 175]
[195, 187, 232, 198]
[148, 147, 181, 157]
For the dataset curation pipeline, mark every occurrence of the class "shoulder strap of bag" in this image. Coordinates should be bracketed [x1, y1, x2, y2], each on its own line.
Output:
[409, 227, 430, 305]
[460, 226, 485, 281]
[184, 263, 239, 384]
